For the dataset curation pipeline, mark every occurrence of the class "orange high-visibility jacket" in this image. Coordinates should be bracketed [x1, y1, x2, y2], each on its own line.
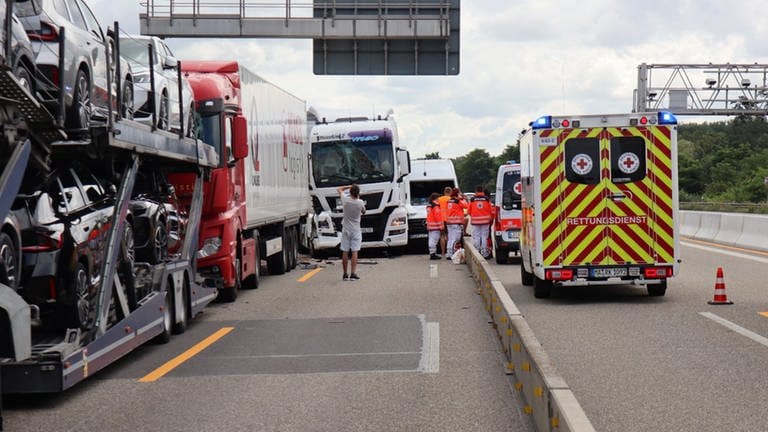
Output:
[468, 193, 493, 225]
[446, 197, 468, 224]
[426, 201, 444, 231]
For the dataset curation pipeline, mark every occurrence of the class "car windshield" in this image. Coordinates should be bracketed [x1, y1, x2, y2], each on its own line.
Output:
[120, 38, 153, 65]
[501, 169, 521, 211]
[409, 180, 455, 206]
[312, 138, 394, 187]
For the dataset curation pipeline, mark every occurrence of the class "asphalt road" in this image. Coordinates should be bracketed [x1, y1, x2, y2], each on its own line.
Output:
[492, 239, 768, 432]
[3, 252, 535, 432]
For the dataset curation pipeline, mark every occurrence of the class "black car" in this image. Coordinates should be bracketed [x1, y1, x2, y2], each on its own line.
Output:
[131, 169, 186, 264]
[12, 165, 133, 330]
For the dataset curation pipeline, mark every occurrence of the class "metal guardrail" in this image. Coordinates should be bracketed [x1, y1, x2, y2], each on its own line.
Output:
[464, 242, 596, 432]
[681, 201, 768, 215]
[139, 0, 453, 39]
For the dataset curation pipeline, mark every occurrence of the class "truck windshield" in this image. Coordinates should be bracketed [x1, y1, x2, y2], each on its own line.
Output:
[198, 113, 223, 163]
[312, 138, 394, 187]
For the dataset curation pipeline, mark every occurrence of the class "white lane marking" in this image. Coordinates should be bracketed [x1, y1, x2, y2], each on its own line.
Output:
[420, 322, 440, 374]
[430, 264, 438, 278]
[699, 312, 768, 349]
[682, 241, 768, 264]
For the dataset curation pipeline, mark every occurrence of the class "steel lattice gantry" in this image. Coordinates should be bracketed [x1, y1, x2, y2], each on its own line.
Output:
[634, 63, 768, 116]
[138, 1, 460, 75]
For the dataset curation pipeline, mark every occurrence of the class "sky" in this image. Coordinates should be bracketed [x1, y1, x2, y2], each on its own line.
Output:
[88, 0, 768, 159]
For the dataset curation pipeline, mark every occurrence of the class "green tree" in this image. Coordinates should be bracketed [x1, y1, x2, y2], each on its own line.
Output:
[424, 151, 440, 160]
[495, 143, 520, 166]
[453, 148, 496, 192]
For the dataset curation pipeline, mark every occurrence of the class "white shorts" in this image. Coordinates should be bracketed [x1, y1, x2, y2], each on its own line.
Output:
[341, 230, 362, 252]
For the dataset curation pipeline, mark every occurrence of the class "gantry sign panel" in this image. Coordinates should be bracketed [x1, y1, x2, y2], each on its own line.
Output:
[312, 0, 460, 76]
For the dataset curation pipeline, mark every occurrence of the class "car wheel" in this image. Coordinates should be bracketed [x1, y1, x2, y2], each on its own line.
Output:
[69, 69, 91, 132]
[0, 232, 19, 290]
[157, 92, 169, 130]
[122, 80, 134, 120]
[533, 276, 552, 299]
[14, 62, 34, 94]
[71, 263, 91, 329]
[149, 221, 168, 263]
[520, 259, 534, 286]
[120, 223, 137, 310]
[495, 246, 508, 264]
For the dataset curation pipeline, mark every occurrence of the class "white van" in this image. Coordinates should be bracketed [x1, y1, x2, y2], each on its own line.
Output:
[404, 159, 458, 245]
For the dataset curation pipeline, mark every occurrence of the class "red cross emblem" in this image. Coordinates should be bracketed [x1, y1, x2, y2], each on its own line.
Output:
[513, 181, 522, 194]
[571, 153, 593, 175]
[618, 152, 640, 174]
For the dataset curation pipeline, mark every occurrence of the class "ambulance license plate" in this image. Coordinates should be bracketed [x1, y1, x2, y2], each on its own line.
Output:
[505, 230, 520, 240]
[591, 268, 627, 278]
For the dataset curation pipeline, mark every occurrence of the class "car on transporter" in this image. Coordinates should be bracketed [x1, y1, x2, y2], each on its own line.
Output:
[119, 34, 195, 136]
[0, 3, 37, 94]
[11, 164, 134, 330]
[13, 0, 134, 132]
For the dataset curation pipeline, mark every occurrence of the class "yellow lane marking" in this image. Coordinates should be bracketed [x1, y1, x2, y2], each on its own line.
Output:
[759, 312, 768, 318]
[297, 267, 323, 282]
[139, 326, 234, 383]
[682, 237, 768, 257]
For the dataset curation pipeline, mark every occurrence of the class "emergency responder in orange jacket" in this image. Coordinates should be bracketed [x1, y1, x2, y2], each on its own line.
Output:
[425, 192, 444, 260]
[437, 186, 452, 257]
[445, 188, 468, 258]
[468, 185, 494, 258]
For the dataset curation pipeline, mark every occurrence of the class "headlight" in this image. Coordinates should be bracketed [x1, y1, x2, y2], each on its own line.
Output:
[134, 72, 151, 84]
[197, 237, 222, 258]
[391, 216, 407, 227]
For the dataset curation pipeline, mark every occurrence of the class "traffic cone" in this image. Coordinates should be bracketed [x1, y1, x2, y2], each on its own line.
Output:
[708, 267, 733, 305]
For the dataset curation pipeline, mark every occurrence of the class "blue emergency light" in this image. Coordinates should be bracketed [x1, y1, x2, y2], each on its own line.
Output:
[657, 111, 678, 125]
[531, 115, 552, 129]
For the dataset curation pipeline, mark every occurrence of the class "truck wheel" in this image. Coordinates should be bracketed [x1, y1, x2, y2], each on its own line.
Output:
[218, 258, 240, 302]
[286, 228, 295, 272]
[243, 232, 261, 290]
[520, 261, 534, 286]
[647, 280, 667, 297]
[266, 235, 287, 275]
[495, 247, 508, 264]
[172, 273, 190, 334]
[533, 276, 552, 299]
[154, 278, 173, 344]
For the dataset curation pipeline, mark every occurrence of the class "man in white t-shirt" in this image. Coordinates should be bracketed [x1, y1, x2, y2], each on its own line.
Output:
[337, 184, 366, 281]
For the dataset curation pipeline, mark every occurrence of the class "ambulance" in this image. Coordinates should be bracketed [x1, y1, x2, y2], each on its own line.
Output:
[519, 112, 680, 298]
[492, 161, 522, 264]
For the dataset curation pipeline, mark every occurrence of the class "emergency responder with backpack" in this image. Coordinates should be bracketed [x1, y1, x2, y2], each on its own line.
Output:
[426, 192, 445, 260]
[468, 185, 494, 258]
[445, 188, 468, 259]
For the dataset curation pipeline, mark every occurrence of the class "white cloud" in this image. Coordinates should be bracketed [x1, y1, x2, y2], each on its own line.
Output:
[87, 0, 768, 159]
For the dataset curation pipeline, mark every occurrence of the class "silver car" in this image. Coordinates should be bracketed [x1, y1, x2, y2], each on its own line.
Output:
[13, 0, 133, 132]
[119, 35, 194, 136]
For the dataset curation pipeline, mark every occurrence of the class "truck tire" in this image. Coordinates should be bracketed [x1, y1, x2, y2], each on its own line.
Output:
[172, 273, 190, 334]
[218, 258, 240, 302]
[533, 276, 552, 299]
[243, 232, 260, 290]
[154, 278, 173, 344]
[647, 280, 667, 297]
[520, 261, 534, 286]
[290, 226, 299, 270]
[266, 235, 287, 275]
[495, 247, 508, 264]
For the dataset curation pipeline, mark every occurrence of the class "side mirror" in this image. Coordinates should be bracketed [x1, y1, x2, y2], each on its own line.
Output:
[163, 55, 178, 69]
[396, 148, 411, 182]
[232, 115, 248, 160]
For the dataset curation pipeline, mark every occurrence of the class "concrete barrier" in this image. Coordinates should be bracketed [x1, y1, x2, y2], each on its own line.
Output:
[465, 243, 596, 432]
[680, 210, 768, 252]
[679, 212, 700, 237]
[735, 214, 768, 251]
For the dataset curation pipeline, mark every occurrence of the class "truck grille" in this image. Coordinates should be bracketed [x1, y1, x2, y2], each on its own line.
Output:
[408, 219, 427, 236]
